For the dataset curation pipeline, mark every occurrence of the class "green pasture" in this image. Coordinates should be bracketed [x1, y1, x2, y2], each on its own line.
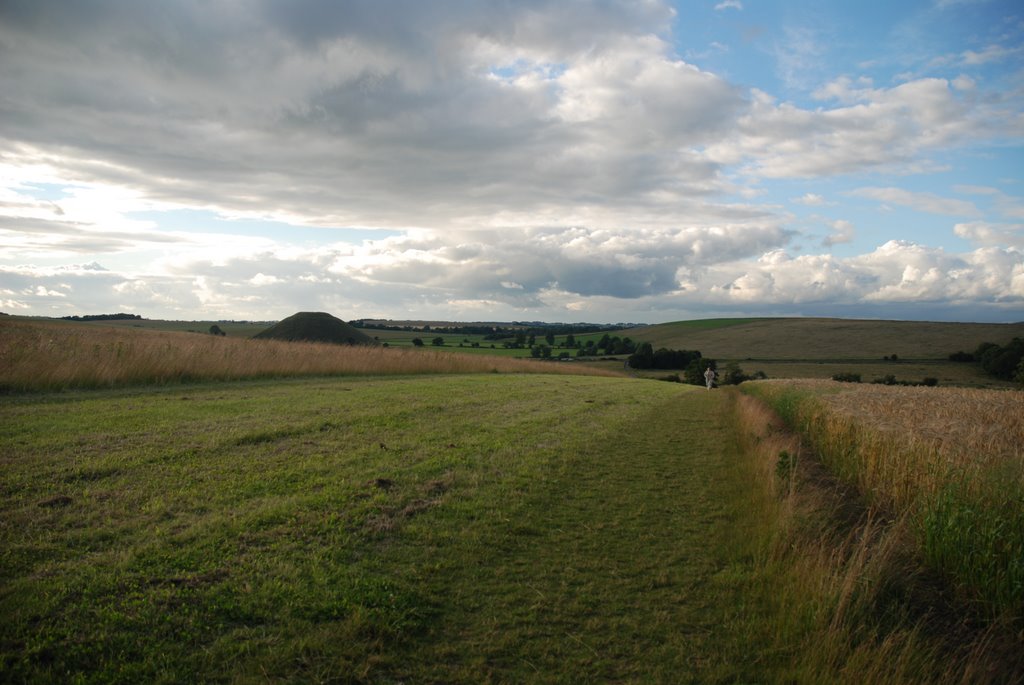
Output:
[1, 375, 764, 683]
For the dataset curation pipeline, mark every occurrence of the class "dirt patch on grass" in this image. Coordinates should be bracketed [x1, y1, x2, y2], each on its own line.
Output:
[37, 495, 73, 508]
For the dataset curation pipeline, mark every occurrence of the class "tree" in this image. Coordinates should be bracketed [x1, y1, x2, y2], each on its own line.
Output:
[720, 362, 764, 385]
[545, 332, 555, 346]
[432, 337, 445, 346]
[565, 333, 576, 347]
[209, 324, 226, 336]
[628, 342, 655, 369]
[411, 338, 424, 347]
[685, 359, 716, 386]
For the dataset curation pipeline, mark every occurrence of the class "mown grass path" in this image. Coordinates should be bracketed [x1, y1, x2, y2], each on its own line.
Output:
[1, 376, 752, 683]
[389, 386, 745, 683]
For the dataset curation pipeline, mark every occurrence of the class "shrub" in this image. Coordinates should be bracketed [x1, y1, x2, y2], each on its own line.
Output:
[684, 359, 716, 386]
[832, 372, 861, 383]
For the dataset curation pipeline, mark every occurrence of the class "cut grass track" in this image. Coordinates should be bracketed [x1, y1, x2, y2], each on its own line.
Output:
[2, 375, 753, 683]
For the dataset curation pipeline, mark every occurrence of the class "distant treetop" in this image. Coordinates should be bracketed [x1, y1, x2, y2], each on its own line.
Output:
[61, 313, 143, 321]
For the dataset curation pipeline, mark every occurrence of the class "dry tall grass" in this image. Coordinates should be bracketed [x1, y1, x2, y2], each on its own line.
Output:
[730, 391, 1023, 684]
[0, 319, 619, 391]
[742, 379, 1024, 618]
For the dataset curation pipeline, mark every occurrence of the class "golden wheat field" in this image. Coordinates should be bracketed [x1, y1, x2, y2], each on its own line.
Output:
[743, 379, 1024, 616]
[765, 379, 1023, 460]
[0, 319, 618, 391]
[748, 379, 1024, 508]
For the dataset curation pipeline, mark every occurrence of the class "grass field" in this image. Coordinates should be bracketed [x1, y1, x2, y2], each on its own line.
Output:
[42, 316, 274, 338]
[4, 316, 1023, 681]
[12, 315, 1022, 386]
[4, 374, 1019, 682]
[1, 375, 763, 683]
[0, 319, 616, 392]
[626, 317, 1024, 361]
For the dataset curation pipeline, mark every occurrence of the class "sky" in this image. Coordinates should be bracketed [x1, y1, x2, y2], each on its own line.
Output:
[1, 0, 1022, 324]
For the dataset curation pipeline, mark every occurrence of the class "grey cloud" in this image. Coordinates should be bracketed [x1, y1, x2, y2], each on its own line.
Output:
[0, 0, 739, 229]
[341, 223, 792, 301]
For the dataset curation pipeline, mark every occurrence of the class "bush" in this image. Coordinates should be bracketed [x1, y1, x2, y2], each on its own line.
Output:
[832, 373, 862, 383]
[684, 359, 716, 386]
[720, 363, 766, 385]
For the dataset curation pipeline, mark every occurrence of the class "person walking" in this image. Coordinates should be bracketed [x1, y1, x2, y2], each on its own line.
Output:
[703, 365, 716, 390]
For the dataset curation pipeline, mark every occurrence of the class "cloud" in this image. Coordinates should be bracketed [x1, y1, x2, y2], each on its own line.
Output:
[0, 0, 742, 233]
[5, 225, 1021, 323]
[708, 77, 1018, 179]
[962, 44, 1021, 65]
[953, 185, 1024, 219]
[954, 222, 1024, 248]
[773, 25, 827, 91]
[823, 220, 856, 247]
[793, 193, 829, 206]
[699, 241, 1023, 309]
[848, 187, 980, 216]
[1, 1, 1022, 324]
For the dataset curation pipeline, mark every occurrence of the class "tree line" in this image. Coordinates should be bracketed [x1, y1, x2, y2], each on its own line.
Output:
[60, 313, 142, 321]
[351, 320, 620, 339]
[950, 338, 1024, 385]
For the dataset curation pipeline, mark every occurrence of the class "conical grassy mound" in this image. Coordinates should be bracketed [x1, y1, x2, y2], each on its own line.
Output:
[252, 312, 376, 346]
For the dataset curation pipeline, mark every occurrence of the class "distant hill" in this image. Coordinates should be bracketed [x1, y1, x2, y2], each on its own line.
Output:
[623, 318, 1024, 360]
[252, 312, 376, 346]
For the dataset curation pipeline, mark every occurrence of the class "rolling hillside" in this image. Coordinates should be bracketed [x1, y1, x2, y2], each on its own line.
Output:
[624, 318, 1024, 360]
[252, 311, 376, 345]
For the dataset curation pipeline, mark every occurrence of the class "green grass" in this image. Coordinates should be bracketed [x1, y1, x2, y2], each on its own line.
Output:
[4, 373, 1019, 682]
[1, 374, 759, 683]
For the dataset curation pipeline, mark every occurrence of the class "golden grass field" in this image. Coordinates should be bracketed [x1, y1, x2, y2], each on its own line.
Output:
[629, 318, 1024, 361]
[743, 379, 1024, 616]
[0, 319, 618, 391]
